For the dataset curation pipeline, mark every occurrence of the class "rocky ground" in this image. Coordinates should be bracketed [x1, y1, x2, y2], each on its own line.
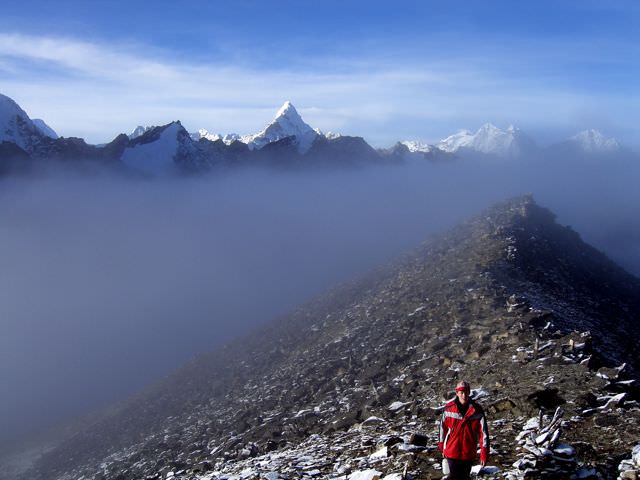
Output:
[21, 196, 640, 480]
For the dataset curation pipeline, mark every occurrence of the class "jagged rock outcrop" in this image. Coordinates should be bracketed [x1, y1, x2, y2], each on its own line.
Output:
[22, 196, 640, 480]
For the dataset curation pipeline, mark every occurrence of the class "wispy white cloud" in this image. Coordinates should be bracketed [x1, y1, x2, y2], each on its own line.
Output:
[0, 33, 637, 147]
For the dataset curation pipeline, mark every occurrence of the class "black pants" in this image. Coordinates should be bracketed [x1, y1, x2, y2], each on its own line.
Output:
[446, 458, 473, 480]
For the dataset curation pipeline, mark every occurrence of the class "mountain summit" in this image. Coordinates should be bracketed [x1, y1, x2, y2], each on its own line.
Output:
[23, 196, 640, 480]
[0, 93, 47, 152]
[241, 101, 319, 153]
[437, 123, 536, 157]
[569, 129, 620, 153]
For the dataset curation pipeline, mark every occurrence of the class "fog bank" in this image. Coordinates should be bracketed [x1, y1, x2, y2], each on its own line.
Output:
[0, 155, 638, 451]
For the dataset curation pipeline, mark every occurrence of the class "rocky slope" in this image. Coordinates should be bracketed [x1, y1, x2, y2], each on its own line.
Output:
[21, 195, 640, 480]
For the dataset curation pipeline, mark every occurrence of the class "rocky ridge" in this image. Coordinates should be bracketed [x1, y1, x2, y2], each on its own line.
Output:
[21, 195, 640, 480]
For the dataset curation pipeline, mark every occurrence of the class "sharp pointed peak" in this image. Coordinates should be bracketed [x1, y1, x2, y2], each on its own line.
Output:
[275, 100, 298, 119]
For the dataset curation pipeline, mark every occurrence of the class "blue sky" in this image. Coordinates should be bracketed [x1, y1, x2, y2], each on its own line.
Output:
[0, 0, 638, 147]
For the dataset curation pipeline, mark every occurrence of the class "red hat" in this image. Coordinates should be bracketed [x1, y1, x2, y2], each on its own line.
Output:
[455, 381, 471, 392]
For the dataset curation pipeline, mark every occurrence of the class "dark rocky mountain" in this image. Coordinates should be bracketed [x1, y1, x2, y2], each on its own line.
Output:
[21, 196, 640, 480]
[35, 135, 129, 165]
[0, 135, 129, 176]
[306, 135, 386, 167]
[193, 137, 252, 170]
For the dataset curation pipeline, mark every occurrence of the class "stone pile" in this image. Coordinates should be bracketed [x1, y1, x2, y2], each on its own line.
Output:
[582, 363, 638, 415]
[504, 407, 579, 479]
[617, 444, 640, 480]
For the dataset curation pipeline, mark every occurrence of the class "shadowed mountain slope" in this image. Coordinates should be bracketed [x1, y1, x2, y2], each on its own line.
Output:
[24, 195, 640, 480]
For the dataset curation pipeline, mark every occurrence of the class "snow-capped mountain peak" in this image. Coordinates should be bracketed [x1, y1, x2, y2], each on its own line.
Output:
[437, 129, 475, 153]
[322, 131, 342, 140]
[0, 93, 30, 126]
[0, 93, 45, 151]
[129, 125, 154, 140]
[274, 100, 297, 120]
[191, 128, 221, 142]
[32, 119, 58, 139]
[569, 129, 620, 153]
[400, 140, 433, 153]
[241, 101, 318, 153]
[121, 122, 199, 175]
[191, 129, 241, 145]
[438, 123, 534, 157]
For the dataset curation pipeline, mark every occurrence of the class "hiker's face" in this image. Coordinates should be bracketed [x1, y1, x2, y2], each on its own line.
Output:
[456, 389, 470, 405]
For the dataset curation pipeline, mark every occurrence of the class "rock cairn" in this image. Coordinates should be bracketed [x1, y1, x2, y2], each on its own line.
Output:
[618, 444, 640, 480]
[505, 407, 578, 479]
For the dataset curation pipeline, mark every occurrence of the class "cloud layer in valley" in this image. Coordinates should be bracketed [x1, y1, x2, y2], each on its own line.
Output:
[1, 153, 639, 450]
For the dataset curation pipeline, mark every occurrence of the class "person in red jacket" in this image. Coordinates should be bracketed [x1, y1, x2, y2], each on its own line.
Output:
[438, 380, 490, 480]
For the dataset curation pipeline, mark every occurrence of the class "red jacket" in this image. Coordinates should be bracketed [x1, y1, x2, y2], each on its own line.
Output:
[438, 399, 490, 463]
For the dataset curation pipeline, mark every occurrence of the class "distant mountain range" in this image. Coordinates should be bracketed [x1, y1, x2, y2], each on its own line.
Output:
[0, 92, 634, 176]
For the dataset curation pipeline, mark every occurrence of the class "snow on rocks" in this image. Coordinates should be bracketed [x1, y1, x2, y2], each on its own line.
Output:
[184, 424, 417, 480]
[617, 444, 640, 480]
[580, 367, 637, 415]
[369, 446, 388, 460]
[191, 129, 241, 145]
[348, 469, 382, 480]
[129, 125, 153, 139]
[380, 474, 403, 480]
[505, 407, 579, 479]
[471, 388, 490, 400]
[506, 294, 530, 314]
[362, 417, 386, 426]
[633, 445, 640, 466]
[388, 401, 411, 412]
[399, 141, 433, 153]
[471, 464, 501, 475]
